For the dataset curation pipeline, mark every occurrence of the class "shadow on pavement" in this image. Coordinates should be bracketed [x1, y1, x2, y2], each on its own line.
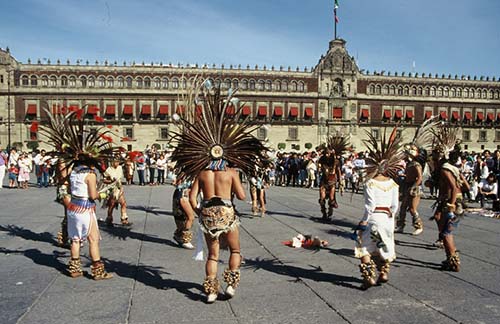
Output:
[393, 256, 442, 270]
[266, 211, 308, 219]
[127, 205, 173, 216]
[242, 257, 362, 290]
[395, 239, 437, 251]
[0, 224, 59, 246]
[0, 247, 67, 272]
[102, 259, 202, 301]
[98, 222, 179, 247]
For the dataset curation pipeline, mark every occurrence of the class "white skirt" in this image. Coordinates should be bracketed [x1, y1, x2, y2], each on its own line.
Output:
[355, 212, 396, 262]
[67, 198, 99, 242]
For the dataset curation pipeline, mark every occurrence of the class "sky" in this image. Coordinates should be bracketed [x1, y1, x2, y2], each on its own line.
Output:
[1, 0, 499, 77]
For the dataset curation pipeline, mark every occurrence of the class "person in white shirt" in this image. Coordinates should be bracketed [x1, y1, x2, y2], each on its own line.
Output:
[477, 173, 498, 208]
[156, 153, 167, 184]
[103, 157, 130, 226]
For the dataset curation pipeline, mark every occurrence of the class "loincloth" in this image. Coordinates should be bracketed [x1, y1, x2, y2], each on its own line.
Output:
[199, 197, 238, 239]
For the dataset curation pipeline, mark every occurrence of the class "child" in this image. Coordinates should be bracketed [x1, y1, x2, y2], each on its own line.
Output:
[8, 163, 19, 188]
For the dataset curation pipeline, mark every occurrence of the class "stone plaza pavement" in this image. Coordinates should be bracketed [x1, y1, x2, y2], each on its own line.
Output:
[1, 183, 500, 324]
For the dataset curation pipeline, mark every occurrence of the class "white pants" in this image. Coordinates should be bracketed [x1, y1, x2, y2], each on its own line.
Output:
[0, 165, 6, 188]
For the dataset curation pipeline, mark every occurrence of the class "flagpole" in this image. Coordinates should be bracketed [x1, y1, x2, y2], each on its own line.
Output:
[334, 8, 337, 39]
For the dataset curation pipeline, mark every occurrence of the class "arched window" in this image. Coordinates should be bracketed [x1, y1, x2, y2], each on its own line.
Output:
[450, 88, 456, 97]
[423, 87, 430, 96]
[376, 85, 382, 95]
[126, 76, 132, 88]
[274, 80, 281, 91]
[223, 78, 231, 89]
[153, 77, 160, 88]
[410, 86, 417, 96]
[88, 76, 95, 87]
[495, 91, 500, 99]
[61, 76, 68, 87]
[382, 85, 389, 95]
[403, 86, 409, 96]
[181, 78, 187, 89]
[80, 76, 87, 87]
[457, 88, 462, 97]
[291, 81, 298, 92]
[258, 80, 265, 91]
[136, 77, 143, 88]
[443, 87, 449, 97]
[282, 80, 288, 91]
[98, 76, 105, 87]
[430, 87, 436, 96]
[298, 81, 304, 92]
[397, 86, 403, 96]
[232, 79, 239, 89]
[172, 78, 179, 89]
[489, 90, 494, 99]
[41, 75, 48, 87]
[417, 87, 423, 96]
[463, 88, 469, 98]
[117, 76, 124, 88]
[144, 77, 151, 88]
[21, 75, 29, 86]
[249, 80, 256, 90]
[389, 85, 396, 95]
[437, 87, 443, 97]
[482, 89, 487, 99]
[369, 84, 375, 94]
[30, 75, 38, 86]
[240, 79, 248, 90]
[106, 77, 113, 88]
[266, 80, 272, 91]
[162, 78, 169, 88]
[69, 76, 76, 87]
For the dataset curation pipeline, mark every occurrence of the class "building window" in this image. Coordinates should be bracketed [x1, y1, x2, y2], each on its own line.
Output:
[479, 130, 487, 142]
[22, 75, 29, 86]
[274, 81, 281, 91]
[137, 77, 143, 88]
[389, 85, 396, 95]
[153, 78, 160, 89]
[61, 76, 68, 87]
[282, 81, 288, 92]
[80, 76, 87, 87]
[98, 76, 105, 87]
[30, 75, 37, 86]
[371, 128, 380, 140]
[232, 79, 239, 89]
[69, 76, 76, 87]
[117, 77, 124, 88]
[223, 78, 231, 89]
[288, 127, 299, 140]
[463, 130, 471, 142]
[159, 127, 169, 140]
[249, 80, 256, 90]
[457, 88, 462, 97]
[172, 78, 179, 89]
[496, 131, 500, 142]
[144, 77, 151, 88]
[430, 87, 436, 96]
[41, 75, 48, 87]
[369, 85, 375, 94]
[162, 78, 169, 88]
[266, 80, 272, 91]
[257, 127, 267, 140]
[124, 128, 134, 140]
[0, 75, 3, 83]
[258, 80, 265, 91]
[107, 77, 114, 88]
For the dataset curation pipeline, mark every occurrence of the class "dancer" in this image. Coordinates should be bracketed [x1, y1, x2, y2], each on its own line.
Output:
[172, 178, 195, 249]
[103, 156, 131, 227]
[39, 107, 121, 279]
[317, 136, 348, 222]
[249, 165, 268, 216]
[354, 127, 404, 289]
[170, 80, 268, 303]
[55, 158, 71, 247]
[431, 125, 466, 272]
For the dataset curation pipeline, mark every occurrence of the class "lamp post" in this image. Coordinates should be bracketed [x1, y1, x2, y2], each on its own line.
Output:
[7, 68, 11, 151]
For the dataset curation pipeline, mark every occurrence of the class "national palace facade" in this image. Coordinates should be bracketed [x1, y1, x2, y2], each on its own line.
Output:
[1, 38, 500, 153]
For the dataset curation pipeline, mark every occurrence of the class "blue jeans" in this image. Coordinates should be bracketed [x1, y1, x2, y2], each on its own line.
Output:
[42, 170, 49, 187]
[137, 170, 145, 185]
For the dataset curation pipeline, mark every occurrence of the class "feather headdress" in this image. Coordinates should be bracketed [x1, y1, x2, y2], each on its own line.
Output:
[169, 78, 269, 180]
[327, 135, 350, 156]
[38, 106, 122, 171]
[404, 116, 440, 159]
[362, 127, 405, 180]
[431, 121, 461, 160]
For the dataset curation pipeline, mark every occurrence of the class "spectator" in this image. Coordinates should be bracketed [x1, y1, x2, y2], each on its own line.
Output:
[156, 153, 167, 184]
[477, 173, 498, 208]
[0, 146, 7, 189]
[8, 163, 18, 188]
[136, 153, 146, 186]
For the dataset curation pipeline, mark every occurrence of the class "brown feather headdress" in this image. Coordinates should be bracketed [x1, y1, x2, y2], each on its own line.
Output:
[327, 135, 350, 156]
[39, 106, 122, 171]
[431, 121, 461, 160]
[169, 78, 269, 180]
[404, 116, 440, 160]
[362, 127, 405, 181]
